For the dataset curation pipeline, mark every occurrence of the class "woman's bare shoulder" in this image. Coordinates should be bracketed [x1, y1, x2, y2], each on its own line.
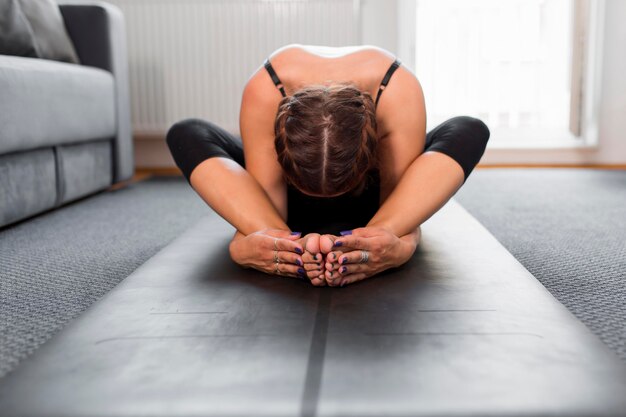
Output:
[375, 64, 424, 132]
[240, 60, 284, 127]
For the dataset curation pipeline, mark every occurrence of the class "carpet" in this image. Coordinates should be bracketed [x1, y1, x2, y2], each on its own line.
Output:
[455, 168, 626, 361]
[0, 177, 208, 378]
[1, 169, 625, 380]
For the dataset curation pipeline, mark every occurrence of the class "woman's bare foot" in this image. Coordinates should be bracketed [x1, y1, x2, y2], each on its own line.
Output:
[319, 234, 336, 254]
[320, 234, 345, 286]
[297, 233, 326, 286]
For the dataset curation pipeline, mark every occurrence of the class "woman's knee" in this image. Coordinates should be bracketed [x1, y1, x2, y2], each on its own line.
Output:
[426, 116, 490, 181]
[449, 116, 490, 146]
[442, 116, 491, 163]
[166, 118, 211, 151]
[165, 118, 245, 183]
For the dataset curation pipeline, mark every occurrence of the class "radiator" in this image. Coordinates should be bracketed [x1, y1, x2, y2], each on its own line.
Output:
[106, 0, 361, 135]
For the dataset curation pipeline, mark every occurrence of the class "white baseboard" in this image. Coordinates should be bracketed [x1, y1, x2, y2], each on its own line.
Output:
[133, 137, 626, 170]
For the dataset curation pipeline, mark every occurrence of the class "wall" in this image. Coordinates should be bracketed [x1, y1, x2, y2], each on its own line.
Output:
[134, 0, 626, 168]
[360, 0, 397, 53]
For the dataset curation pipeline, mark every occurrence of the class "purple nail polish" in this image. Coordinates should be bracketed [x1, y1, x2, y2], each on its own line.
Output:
[296, 259, 302, 266]
[291, 231, 301, 235]
[341, 266, 347, 273]
[340, 230, 353, 236]
[341, 257, 347, 264]
[295, 247, 303, 254]
[333, 241, 343, 247]
[298, 268, 305, 275]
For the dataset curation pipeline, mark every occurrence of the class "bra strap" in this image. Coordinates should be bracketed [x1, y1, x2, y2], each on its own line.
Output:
[264, 58, 286, 97]
[375, 58, 402, 107]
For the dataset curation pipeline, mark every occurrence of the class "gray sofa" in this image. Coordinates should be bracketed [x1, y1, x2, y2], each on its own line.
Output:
[0, 1, 133, 228]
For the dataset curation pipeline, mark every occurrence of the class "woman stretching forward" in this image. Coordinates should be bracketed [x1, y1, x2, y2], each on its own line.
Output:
[166, 44, 490, 287]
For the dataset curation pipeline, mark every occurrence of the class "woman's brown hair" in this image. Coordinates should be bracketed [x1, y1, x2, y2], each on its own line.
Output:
[274, 83, 379, 197]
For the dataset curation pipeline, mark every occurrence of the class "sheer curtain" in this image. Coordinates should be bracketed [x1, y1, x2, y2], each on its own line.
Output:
[412, 0, 575, 145]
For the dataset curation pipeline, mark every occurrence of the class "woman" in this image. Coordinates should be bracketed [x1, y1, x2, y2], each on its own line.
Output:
[166, 44, 490, 288]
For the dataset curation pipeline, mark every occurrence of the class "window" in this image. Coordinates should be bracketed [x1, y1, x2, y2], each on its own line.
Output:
[412, 0, 602, 148]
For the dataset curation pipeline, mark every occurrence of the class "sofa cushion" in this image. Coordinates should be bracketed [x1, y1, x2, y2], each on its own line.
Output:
[18, 0, 80, 64]
[57, 140, 112, 204]
[0, 148, 57, 227]
[0, 0, 38, 58]
[0, 55, 116, 155]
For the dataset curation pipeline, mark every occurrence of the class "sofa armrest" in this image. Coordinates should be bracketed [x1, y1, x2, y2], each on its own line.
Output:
[58, 1, 134, 182]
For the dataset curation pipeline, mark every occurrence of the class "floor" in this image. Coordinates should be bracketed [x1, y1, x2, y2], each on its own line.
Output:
[1, 167, 624, 380]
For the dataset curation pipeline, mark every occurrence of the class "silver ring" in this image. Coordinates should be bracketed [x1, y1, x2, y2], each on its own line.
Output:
[274, 238, 279, 251]
[273, 250, 280, 263]
[274, 262, 280, 275]
[360, 250, 369, 264]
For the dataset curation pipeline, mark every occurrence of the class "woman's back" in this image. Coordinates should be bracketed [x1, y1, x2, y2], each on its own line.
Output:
[259, 45, 403, 234]
[238, 45, 408, 233]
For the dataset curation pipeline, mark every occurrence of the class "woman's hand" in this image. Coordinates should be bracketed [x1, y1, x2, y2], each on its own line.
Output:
[229, 229, 306, 279]
[321, 226, 421, 287]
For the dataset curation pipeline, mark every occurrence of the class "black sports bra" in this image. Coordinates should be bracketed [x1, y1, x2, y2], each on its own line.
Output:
[263, 56, 402, 107]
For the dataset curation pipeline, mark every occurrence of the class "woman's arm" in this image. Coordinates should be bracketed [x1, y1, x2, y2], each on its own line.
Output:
[366, 152, 464, 237]
[225, 72, 327, 284]
[366, 68, 465, 236]
[323, 143, 465, 286]
[238, 70, 290, 225]
[321, 69, 462, 286]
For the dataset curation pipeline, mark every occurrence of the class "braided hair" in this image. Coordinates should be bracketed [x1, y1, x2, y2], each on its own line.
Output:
[274, 83, 378, 197]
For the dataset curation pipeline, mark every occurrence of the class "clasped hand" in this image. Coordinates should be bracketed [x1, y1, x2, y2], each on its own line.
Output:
[230, 226, 420, 287]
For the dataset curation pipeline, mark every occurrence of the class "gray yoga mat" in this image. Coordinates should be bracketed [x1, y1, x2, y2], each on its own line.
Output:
[0, 199, 625, 417]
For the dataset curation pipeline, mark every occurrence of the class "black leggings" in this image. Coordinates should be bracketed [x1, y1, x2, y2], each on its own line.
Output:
[166, 115, 490, 186]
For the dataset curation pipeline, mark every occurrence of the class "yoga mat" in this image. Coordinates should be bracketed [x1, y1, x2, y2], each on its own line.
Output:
[1, 200, 625, 417]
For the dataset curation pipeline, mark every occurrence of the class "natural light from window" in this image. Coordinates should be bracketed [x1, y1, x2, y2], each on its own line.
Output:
[414, 0, 577, 146]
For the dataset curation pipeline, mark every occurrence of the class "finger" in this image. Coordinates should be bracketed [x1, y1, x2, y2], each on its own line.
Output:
[338, 272, 368, 287]
[286, 231, 302, 240]
[345, 227, 381, 238]
[265, 229, 302, 240]
[337, 250, 366, 266]
[276, 262, 307, 280]
[336, 262, 367, 277]
[333, 236, 372, 251]
[277, 250, 303, 267]
[275, 237, 304, 255]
